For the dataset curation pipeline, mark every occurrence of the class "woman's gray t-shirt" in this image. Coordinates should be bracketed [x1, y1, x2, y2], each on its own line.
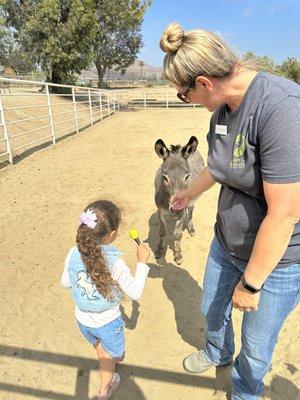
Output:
[207, 71, 300, 266]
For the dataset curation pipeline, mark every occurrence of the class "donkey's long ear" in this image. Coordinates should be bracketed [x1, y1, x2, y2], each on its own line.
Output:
[181, 136, 198, 159]
[155, 139, 170, 160]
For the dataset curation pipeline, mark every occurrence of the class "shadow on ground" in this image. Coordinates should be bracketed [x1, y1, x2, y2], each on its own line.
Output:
[0, 344, 239, 400]
[146, 211, 205, 350]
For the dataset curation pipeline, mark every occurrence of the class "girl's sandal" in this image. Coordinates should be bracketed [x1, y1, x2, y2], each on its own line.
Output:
[91, 373, 121, 400]
[108, 372, 121, 398]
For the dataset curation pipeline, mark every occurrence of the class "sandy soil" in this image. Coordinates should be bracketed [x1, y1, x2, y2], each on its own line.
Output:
[0, 108, 299, 400]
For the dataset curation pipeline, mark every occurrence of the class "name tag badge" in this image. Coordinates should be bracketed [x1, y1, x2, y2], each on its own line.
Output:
[215, 124, 227, 135]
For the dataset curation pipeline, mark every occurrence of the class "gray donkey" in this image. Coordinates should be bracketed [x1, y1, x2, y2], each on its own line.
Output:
[154, 136, 205, 265]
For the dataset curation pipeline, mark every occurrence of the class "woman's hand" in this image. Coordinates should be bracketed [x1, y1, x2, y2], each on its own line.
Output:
[232, 281, 260, 312]
[171, 189, 192, 211]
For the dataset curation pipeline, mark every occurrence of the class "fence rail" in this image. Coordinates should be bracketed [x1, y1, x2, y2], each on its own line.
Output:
[0, 77, 198, 165]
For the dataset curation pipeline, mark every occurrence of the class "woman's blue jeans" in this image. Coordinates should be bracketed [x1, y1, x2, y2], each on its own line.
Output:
[201, 237, 300, 400]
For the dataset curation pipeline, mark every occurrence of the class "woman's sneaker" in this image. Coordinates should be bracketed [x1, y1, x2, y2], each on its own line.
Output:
[183, 350, 220, 373]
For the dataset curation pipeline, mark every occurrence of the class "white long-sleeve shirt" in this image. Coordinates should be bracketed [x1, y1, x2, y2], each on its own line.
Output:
[61, 248, 149, 328]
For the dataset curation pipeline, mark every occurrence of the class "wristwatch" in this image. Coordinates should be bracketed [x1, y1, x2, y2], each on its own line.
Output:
[241, 274, 263, 294]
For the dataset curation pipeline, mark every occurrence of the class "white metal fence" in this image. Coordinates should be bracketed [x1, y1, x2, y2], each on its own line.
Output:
[0, 77, 198, 165]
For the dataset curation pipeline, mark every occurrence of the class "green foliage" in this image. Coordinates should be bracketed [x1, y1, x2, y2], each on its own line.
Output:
[0, 16, 13, 66]
[242, 51, 279, 73]
[0, 0, 27, 30]
[242, 51, 300, 83]
[279, 57, 300, 84]
[92, 0, 152, 87]
[1, 0, 152, 87]
[2, 0, 98, 84]
[139, 59, 145, 79]
[0, 8, 36, 70]
[24, 0, 98, 84]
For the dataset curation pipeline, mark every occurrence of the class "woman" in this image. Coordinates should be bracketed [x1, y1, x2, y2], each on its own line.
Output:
[160, 22, 300, 400]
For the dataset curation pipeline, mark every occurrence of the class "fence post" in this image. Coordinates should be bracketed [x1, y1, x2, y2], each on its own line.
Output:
[107, 92, 111, 116]
[117, 91, 120, 110]
[166, 91, 169, 109]
[98, 90, 103, 120]
[113, 91, 116, 113]
[88, 88, 93, 125]
[45, 83, 56, 144]
[144, 92, 146, 109]
[0, 91, 13, 163]
[72, 87, 79, 134]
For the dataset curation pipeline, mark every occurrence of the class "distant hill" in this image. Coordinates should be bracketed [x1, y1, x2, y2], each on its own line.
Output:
[80, 60, 163, 82]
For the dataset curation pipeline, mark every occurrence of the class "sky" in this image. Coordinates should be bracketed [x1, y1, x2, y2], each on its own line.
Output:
[138, 0, 300, 67]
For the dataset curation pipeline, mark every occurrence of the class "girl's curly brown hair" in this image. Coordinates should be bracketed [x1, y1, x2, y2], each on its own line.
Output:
[76, 200, 121, 300]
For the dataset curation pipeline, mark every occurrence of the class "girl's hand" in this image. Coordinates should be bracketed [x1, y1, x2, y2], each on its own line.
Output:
[137, 243, 150, 263]
[232, 281, 260, 312]
[171, 190, 192, 211]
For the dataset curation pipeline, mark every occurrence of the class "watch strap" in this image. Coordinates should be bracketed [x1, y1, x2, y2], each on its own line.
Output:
[241, 274, 263, 294]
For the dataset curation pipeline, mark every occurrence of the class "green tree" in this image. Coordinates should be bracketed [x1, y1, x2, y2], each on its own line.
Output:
[2, 0, 97, 85]
[92, 0, 152, 88]
[0, 8, 36, 71]
[243, 51, 300, 83]
[0, 0, 27, 31]
[24, 0, 97, 85]
[1, 0, 152, 87]
[139, 60, 145, 79]
[0, 17, 12, 66]
[279, 57, 300, 83]
[243, 51, 279, 73]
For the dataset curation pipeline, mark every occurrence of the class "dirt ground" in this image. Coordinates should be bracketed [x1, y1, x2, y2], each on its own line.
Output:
[0, 108, 299, 400]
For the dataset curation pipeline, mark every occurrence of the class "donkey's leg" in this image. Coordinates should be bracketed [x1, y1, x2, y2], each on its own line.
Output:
[155, 211, 167, 259]
[187, 205, 196, 237]
[174, 219, 184, 265]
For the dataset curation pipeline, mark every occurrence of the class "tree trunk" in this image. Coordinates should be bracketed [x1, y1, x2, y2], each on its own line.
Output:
[51, 66, 64, 93]
[51, 67, 63, 84]
[95, 61, 106, 88]
[50, 65, 72, 93]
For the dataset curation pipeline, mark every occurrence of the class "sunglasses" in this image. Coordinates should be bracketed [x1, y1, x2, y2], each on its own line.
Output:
[177, 81, 195, 103]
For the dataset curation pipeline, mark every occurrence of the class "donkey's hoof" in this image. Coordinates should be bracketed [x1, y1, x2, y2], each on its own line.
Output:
[155, 249, 164, 260]
[174, 254, 183, 265]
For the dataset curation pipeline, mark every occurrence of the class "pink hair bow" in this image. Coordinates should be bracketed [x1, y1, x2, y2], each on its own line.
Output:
[79, 209, 97, 229]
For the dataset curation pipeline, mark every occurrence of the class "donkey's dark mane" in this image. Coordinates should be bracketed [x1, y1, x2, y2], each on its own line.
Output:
[170, 144, 182, 153]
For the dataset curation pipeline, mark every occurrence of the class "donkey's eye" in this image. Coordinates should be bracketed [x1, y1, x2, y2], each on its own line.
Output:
[162, 174, 169, 183]
[184, 174, 190, 181]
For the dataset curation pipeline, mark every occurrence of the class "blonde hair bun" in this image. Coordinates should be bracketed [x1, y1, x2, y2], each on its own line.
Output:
[160, 22, 184, 53]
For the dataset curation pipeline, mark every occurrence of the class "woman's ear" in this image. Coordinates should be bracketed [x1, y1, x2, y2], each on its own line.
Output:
[195, 76, 213, 92]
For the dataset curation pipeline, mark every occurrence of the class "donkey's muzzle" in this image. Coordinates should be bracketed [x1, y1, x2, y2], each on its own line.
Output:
[169, 206, 185, 221]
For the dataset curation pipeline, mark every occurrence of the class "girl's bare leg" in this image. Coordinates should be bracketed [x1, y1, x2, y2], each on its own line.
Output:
[94, 341, 116, 397]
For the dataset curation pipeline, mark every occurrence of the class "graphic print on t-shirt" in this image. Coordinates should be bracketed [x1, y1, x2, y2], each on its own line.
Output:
[230, 133, 247, 169]
[76, 270, 101, 300]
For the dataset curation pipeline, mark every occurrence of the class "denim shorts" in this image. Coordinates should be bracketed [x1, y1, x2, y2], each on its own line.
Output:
[77, 316, 125, 359]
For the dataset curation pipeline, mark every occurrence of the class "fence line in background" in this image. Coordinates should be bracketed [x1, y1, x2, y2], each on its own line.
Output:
[0, 77, 198, 165]
[0, 91, 13, 164]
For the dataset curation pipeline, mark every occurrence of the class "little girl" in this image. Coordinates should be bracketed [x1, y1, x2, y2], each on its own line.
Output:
[61, 200, 150, 400]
